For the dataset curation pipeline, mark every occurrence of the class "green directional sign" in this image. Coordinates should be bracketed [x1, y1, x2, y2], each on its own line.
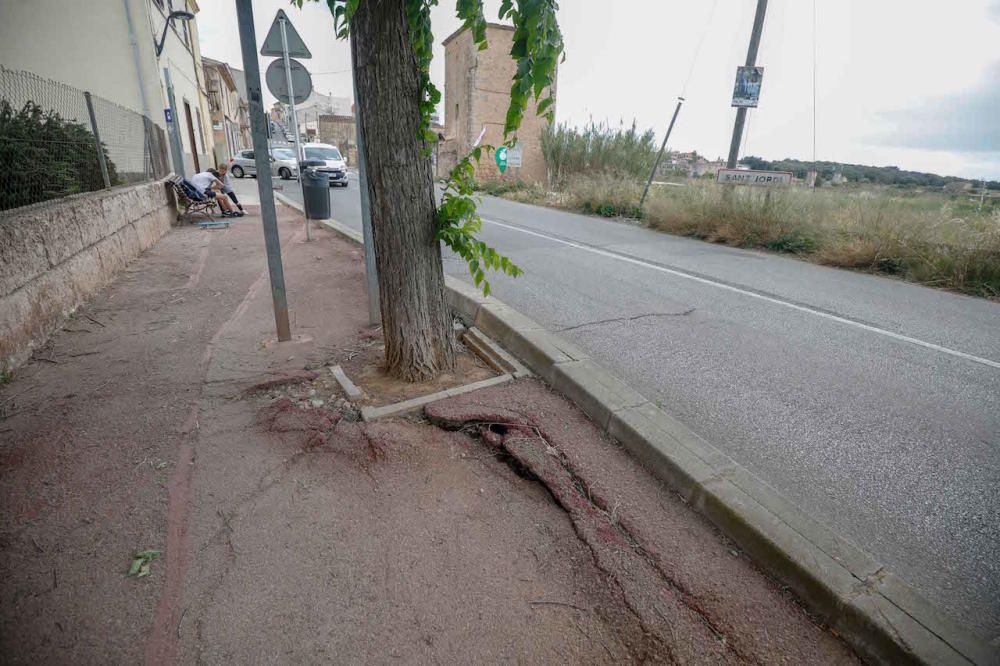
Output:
[495, 146, 508, 174]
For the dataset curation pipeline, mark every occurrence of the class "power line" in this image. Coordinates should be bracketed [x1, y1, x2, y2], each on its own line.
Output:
[812, 0, 818, 168]
[681, 0, 720, 97]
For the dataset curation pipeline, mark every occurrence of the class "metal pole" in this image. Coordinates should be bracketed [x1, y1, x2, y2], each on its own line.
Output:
[351, 33, 381, 325]
[235, 0, 292, 342]
[640, 97, 684, 208]
[279, 16, 310, 241]
[163, 68, 186, 176]
[84, 92, 112, 189]
[726, 0, 768, 169]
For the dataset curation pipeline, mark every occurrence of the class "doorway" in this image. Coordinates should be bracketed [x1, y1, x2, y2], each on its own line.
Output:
[183, 100, 200, 173]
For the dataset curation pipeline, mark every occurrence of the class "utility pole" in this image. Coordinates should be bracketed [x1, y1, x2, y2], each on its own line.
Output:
[726, 0, 768, 169]
[279, 14, 310, 241]
[640, 97, 685, 208]
[235, 0, 292, 342]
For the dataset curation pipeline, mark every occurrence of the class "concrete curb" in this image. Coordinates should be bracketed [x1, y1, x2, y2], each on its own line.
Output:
[360, 374, 513, 422]
[278, 195, 994, 665]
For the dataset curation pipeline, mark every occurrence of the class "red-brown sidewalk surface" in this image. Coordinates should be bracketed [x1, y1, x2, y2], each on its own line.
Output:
[1, 204, 858, 663]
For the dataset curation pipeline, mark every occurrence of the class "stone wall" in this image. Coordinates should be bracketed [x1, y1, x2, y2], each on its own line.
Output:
[0, 180, 175, 371]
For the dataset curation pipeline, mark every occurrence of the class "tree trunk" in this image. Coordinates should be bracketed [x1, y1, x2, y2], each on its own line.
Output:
[351, 0, 455, 381]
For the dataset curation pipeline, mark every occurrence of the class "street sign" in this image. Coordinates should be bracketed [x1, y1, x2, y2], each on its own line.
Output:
[495, 146, 508, 174]
[507, 143, 522, 168]
[716, 168, 792, 186]
[164, 108, 173, 123]
[265, 58, 312, 104]
[260, 9, 312, 58]
[732, 65, 764, 108]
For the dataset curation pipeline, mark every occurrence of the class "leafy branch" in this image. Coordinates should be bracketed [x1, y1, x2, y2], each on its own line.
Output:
[299, 0, 564, 295]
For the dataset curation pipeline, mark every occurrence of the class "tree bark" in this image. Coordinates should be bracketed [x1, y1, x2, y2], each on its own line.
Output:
[351, 0, 455, 381]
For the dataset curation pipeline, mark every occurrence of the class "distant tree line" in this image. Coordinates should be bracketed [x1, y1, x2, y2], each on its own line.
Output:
[739, 156, 999, 190]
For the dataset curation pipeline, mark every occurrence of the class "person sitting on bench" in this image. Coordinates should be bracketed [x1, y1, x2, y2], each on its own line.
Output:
[190, 170, 242, 217]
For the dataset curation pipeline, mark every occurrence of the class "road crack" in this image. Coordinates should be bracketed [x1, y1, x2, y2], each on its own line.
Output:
[556, 309, 695, 332]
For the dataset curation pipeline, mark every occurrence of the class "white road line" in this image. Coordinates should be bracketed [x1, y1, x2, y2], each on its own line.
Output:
[484, 218, 1000, 371]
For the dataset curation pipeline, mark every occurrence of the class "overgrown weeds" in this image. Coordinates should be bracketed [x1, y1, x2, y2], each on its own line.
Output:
[541, 120, 656, 187]
[481, 172, 1000, 298]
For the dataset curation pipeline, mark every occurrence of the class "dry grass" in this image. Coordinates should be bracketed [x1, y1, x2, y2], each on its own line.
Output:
[481, 174, 1000, 299]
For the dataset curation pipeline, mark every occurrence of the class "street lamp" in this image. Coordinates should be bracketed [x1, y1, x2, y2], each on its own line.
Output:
[155, 10, 195, 57]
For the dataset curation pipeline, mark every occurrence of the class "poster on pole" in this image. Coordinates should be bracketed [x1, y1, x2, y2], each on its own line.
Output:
[731, 66, 764, 108]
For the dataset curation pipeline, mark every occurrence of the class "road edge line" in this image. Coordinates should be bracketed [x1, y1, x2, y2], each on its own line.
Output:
[286, 196, 992, 665]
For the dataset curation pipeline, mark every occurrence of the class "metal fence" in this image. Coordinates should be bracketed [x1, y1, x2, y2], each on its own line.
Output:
[0, 66, 170, 213]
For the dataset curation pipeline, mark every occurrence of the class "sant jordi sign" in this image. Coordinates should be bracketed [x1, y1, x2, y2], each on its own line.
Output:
[716, 168, 792, 186]
[732, 66, 764, 108]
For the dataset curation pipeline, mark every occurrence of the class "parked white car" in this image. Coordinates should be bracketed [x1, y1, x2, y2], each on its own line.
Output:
[302, 143, 349, 187]
[229, 148, 299, 180]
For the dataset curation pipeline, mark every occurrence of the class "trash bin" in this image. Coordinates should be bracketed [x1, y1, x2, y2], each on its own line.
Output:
[301, 161, 330, 220]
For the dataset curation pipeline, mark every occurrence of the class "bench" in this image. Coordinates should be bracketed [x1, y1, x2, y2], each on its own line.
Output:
[170, 176, 218, 221]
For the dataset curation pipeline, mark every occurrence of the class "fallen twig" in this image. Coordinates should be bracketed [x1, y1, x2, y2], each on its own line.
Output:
[82, 313, 106, 328]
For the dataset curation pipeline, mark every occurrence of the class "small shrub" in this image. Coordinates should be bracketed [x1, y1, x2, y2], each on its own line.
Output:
[0, 100, 118, 211]
[567, 175, 644, 219]
[767, 233, 816, 254]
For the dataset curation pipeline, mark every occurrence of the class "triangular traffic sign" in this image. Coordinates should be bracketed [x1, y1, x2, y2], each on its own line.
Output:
[260, 9, 312, 58]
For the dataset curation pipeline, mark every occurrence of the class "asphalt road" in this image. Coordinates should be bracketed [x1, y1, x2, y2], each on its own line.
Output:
[265, 177, 1000, 642]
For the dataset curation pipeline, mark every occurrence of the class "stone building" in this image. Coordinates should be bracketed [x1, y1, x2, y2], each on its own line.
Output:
[318, 114, 358, 165]
[438, 23, 554, 184]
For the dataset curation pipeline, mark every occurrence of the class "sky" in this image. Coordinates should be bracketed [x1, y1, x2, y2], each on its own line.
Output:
[197, 0, 1000, 180]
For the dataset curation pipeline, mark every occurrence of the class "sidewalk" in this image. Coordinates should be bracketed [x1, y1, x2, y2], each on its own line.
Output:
[1, 200, 857, 663]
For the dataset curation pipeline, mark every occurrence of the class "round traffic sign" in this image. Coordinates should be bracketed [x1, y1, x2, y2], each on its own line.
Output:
[265, 58, 313, 105]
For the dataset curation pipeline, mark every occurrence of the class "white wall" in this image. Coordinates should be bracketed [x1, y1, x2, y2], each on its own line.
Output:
[0, 0, 164, 130]
[147, 0, 213, 174]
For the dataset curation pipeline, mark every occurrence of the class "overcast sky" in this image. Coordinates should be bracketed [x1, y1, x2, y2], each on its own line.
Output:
[198, 0, 1000, 179]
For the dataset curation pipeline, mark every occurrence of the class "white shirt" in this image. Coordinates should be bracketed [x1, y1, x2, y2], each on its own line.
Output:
[190, 172, 220, 194]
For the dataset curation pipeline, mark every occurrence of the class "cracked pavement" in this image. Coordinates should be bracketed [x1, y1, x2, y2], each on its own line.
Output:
[2, 197, 857, 663]
[283, 177, 1000, 640]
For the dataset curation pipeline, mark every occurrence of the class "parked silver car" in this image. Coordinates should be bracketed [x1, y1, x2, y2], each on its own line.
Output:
[229, 148, 299, 180]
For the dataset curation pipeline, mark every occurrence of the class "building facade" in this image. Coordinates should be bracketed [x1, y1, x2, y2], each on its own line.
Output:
[317, 114, 358, 165]
[152, 0, 213, 175]
[0, 0, 214, 177]
[203, 57, 249, 164]
[438, 23, 554, 185]
[294, 92, 352, 142]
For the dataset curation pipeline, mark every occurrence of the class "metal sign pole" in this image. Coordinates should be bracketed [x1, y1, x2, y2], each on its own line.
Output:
[235, 0, 292, 342]
[350, 33, 381, 325]
[280, 16, 309, 241]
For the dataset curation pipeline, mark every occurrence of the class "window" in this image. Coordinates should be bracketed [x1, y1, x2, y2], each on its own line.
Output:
[304, 146, 342, 161]
[243, 151, 254, 159]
